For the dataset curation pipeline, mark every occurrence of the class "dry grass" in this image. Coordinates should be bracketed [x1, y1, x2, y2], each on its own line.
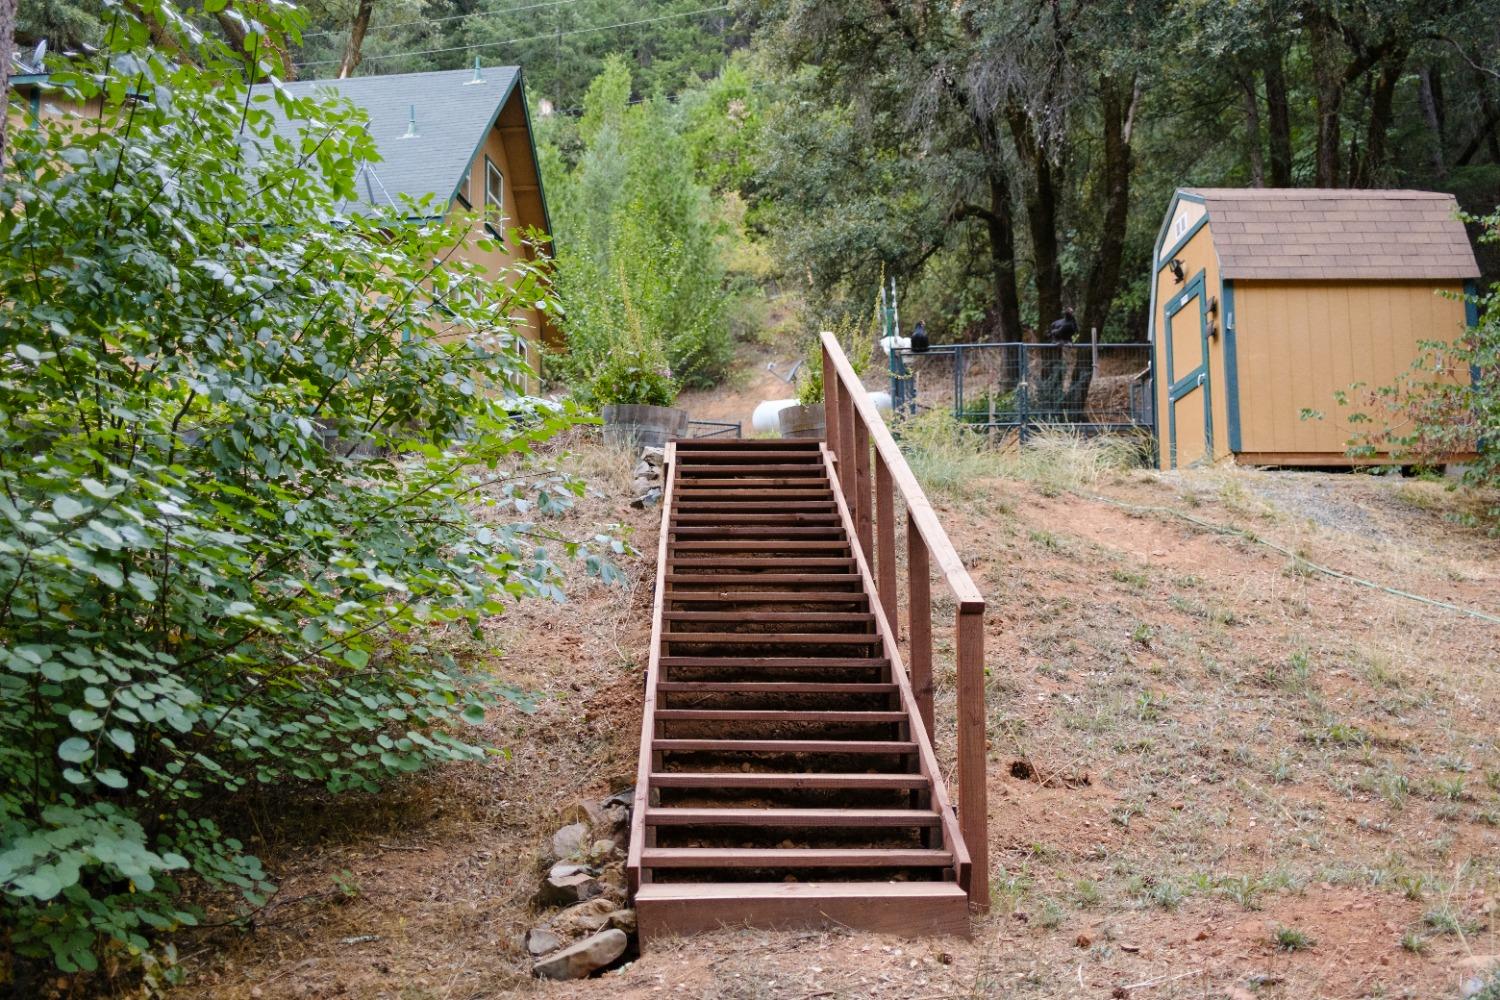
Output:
[154, 424, 1500, 1000]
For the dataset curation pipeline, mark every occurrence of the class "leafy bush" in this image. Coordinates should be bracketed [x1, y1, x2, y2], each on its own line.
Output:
[590, 345, 679, 407]
[0, 4, 600, 978]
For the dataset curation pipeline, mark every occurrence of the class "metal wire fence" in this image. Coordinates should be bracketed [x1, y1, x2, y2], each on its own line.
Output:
[889, 342, 1153, 440]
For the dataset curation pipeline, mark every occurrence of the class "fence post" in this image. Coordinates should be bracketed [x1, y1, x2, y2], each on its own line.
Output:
[1091, 326, 1099, 370]
[956, 606, 988, 911]
[906, 513, 933, 738]
[1017, 343, 1030, 445]
[874, 455, 897, 635]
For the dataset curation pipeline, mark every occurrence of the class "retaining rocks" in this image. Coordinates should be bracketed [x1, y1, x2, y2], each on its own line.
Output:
[526, 789, 637, 980]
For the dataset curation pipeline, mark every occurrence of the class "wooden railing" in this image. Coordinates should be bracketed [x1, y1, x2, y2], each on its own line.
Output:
[821, 331, 990, 910]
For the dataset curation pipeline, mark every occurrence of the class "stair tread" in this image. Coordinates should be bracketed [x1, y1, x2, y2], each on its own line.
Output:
[650, 771, 925, 788]
[668, 558, 855, 568]
[635, 881, 967, 900]
[654, 739, 916, 753]
[645, 807, 941, 826]
[642, 847, 952, 867]
[660, 656, 887, 667]
[663, 612, 874, 623]
[655, 709, 905, 722]
[656, 681, 896, 693]
[664, 592, 869, 603]
[663, 632, 879, 644]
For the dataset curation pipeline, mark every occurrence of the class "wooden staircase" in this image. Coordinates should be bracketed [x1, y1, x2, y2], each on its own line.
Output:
[628, 337, 989, 943]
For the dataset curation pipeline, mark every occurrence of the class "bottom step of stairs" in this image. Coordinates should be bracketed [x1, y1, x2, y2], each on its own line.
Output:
[635, 881, 971, 942]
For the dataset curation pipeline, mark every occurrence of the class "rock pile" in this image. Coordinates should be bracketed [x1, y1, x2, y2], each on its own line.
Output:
[526, 790, 637, 980]
[629, 447, 665, 509]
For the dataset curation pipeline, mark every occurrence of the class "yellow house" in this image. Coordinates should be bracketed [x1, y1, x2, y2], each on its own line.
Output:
[12, 64, 556, 381]
[1150, 188, 1480, 469]
[259, 65, 557, 378]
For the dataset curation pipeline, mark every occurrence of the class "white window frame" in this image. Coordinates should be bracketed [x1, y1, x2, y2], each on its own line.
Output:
[484, 156, 504, 236]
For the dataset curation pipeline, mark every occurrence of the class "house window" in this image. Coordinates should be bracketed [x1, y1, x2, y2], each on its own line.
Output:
[484, 156, 504, 235]
[455, 166, 471, 208]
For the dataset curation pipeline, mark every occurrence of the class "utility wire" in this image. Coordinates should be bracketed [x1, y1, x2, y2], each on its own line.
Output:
[299, 0, 589, 41]
[1080, 492, 1500, 626]
[295, 5, 730, 69]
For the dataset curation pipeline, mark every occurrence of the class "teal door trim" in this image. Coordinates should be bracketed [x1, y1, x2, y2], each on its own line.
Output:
[1162, 270, 1213, 468]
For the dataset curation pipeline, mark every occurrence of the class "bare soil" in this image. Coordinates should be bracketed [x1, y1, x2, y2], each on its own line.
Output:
[158, 399, 1500, 999]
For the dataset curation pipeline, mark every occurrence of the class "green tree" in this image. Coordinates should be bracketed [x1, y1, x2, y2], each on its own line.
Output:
[0, 0, 611, 978]
[545, 57, 732, 390]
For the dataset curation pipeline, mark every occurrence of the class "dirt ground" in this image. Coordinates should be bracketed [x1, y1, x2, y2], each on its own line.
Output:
[151, 385, 1500, 999]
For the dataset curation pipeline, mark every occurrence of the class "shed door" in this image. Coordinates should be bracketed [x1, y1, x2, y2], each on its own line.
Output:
[1164, 273, 1213, 468]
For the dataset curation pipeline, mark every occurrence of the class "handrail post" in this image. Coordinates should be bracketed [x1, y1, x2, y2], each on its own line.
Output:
[907, 512, 932, 736]
[823, 345, 840, 452]
[956, 606, 988, 911]
[839, 372, 856, 501]
[874, 454, 897, 636]
[853, 419, 872, 559]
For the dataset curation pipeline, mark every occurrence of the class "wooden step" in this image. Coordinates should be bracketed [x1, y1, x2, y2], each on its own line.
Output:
[662, 633, 880, 645]
[674, 502, 838, 511]
[660, 657, 887, 668]
[664, 592, 869, 604]
[667, 558, 855, 569]
[671, 479, 830, 489]
[665, 573, 862, 585]
[645, 807, 941, 828]
[653, 739, 915, 754]
[672, 513, 842, 524]
[649, 771, 924, 789]
[669, 541, 851, 552]
[673, 440, 822, 450]
[672, 450, 825, 461]
[655, 709, 906, 722]
[663, 612, 874, 624]
[677, 464, 826, 475]
[656, 681, 896, 694]
[635, 882, 970, 942]
[672, 489, 834, 500]
[641, 847, 951, 868]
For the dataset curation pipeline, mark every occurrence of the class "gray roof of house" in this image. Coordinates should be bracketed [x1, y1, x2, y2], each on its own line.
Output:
[253, 66, 521, 214]
[1185, 188, 1480, 280]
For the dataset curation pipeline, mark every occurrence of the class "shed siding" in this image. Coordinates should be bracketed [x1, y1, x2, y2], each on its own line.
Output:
[1233, 280, 1469, 455]
[1153, 219, 1228, 469]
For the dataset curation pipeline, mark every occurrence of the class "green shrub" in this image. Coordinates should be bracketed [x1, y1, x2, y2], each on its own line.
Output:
[590, 345, 679, 406]
[0, 4, 606, 977]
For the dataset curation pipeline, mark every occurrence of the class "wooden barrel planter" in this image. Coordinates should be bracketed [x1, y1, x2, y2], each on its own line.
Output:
[777, 403, 826, 440]
[601, 404, 689, 448]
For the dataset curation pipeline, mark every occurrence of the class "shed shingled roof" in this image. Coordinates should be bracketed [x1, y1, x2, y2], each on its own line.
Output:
[1183, 188, 1480, 281]
[252, 66, 521, 213]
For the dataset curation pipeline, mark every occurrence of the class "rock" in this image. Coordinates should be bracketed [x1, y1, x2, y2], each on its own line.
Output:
[526, 927, 564, 956]
[606, 908, 637, 934]
[589, 838, 624, 863]
[1459, 955, 1500, 998]
[538, 866, 603, 906]
[632, 460, 659, 479]
[532, 928, 628, 981]
[551, 822, 590, 861]
[640, 447, 665, 467]
[603, 788, 634, 808]
[631, 477, 657, 494]
[630, 488, 662, 509]
[551, 898, 620, 936]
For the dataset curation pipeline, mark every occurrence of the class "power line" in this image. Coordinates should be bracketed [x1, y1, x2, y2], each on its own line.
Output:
[295, 5, 730, 69]
[299, 0, 589, 42]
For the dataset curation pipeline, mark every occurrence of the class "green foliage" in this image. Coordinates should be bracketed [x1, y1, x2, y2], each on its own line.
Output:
[544, 58, 732, 390]
[0, 2, 609, 976]
[590, 342, 678, 407]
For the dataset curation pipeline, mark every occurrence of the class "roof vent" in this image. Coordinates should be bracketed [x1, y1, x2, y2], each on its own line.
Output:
[467, 56, 485, 85]
[403, 104, 419, 139]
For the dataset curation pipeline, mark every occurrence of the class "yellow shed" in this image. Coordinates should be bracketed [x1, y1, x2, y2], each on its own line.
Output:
[1149, 188, 1480, 469]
